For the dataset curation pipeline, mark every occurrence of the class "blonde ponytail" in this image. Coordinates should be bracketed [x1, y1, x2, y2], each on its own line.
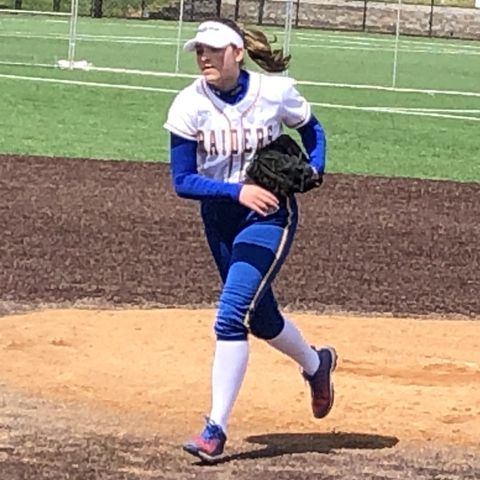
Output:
[208, 18, 291, 73]
[243, 28, 291, 73]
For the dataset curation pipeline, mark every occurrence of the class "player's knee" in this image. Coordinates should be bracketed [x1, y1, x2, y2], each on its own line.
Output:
[215, 294, 250, 340]
[248, 311, 284, 340]
[214, 315, 248, 341]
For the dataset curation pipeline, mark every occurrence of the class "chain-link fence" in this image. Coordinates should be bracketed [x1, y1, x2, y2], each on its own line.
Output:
[2, 0, 479, 40]
[224, 0, 480, 41]
[1, 0, 479, 101]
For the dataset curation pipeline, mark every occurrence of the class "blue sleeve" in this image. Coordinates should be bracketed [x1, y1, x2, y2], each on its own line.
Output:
[169, 133, 242, 201]
[297, 114, 327, 175]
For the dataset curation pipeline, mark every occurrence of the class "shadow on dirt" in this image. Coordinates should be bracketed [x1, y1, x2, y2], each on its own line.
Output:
[216, 431, 399, 463]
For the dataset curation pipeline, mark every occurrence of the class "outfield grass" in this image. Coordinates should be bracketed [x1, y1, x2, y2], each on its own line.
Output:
[2, 16, 480, 91]
[1, 17, 479, 182]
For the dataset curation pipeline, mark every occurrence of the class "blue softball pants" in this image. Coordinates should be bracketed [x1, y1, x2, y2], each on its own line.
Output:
[200, 195, 298, 341]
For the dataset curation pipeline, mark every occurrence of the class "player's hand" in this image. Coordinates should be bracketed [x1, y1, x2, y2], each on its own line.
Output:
[239, 184, 279, 216]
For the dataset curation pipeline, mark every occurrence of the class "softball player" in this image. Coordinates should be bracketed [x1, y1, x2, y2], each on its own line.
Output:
[164, 18, 337, 462]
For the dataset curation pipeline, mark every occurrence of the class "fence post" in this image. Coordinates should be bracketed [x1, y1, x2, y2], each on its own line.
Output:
[428, 0, 434, 36]
[295, 0, 300, 27]
[216, 0, 221, 17]
[258, 0, 265, 25]
[234, 0, 240, 21]
[14, 0, 22, 8]
[91, 0, 103, 17]
[362, 0, 368, 31]
[53, 0, 61, 12]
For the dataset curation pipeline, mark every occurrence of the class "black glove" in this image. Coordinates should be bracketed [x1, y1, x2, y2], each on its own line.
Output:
[246, 134, 323, 197]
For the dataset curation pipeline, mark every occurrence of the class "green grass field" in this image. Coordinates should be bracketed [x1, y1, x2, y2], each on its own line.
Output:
[1, 15, 479, 181]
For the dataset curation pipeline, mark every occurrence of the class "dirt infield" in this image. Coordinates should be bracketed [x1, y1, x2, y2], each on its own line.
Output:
[1, 154, 480, 479]
[2, 154, 480, 316]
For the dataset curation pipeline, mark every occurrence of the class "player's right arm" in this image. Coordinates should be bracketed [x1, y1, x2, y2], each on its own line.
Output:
[169, 134, 278, 215]
[169, 133, 241, 201]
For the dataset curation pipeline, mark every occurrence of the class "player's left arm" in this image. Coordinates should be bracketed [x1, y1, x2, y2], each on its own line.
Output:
[280, 80, 327, 176]
[297, 115, 327, 176]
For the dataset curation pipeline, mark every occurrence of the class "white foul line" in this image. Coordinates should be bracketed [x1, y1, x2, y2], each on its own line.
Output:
[0, 73, 179, 93]
[1, 73, 479, 122]
[295, 31, 480, 51]
[297, 79, 480, 98]
[35, 64, 480, 99]
[0, 9, 71, 16]
[310, 102, 480, 122]
[2, 31, 480, 57]
[373, 107, 480, 113]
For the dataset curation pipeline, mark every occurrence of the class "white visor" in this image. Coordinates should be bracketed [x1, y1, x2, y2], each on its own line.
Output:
[183, 21, 244, 52]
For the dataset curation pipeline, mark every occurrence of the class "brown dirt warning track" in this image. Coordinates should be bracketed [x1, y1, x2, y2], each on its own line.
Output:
[0, 154, 479, 479]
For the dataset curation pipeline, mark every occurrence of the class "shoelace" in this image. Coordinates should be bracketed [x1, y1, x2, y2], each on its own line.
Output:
[202, 421, 222, 441]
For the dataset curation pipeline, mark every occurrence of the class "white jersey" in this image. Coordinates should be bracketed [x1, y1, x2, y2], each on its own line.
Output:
[164, 71, 311, 183]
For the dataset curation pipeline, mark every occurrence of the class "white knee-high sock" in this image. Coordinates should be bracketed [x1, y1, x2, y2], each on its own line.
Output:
[209, 340, 249, 434]
[266, 319, 320, 375]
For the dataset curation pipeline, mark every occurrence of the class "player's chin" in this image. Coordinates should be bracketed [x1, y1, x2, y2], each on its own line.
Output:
[202, 69, 221, 83]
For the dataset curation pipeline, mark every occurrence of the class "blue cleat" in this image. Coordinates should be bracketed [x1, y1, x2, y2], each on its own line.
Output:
[302, 346, 338, 419]
[183, 418, 227, 463]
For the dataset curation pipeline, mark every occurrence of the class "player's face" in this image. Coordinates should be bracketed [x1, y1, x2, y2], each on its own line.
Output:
[195, 44, 244, 90]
